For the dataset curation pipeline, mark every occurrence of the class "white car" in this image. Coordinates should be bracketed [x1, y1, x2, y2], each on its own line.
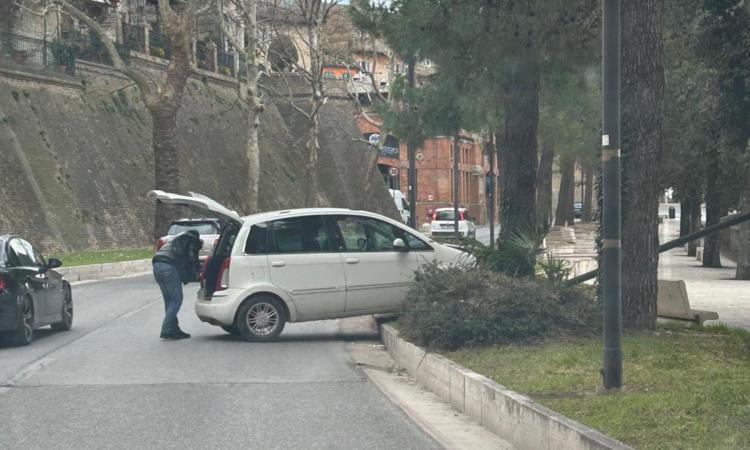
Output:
[148, 190, 470, 342]
[429, 207, 477, 239]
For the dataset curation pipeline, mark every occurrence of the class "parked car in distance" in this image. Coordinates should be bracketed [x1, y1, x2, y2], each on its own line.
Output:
[573, 202, 583, 219]
[148, 190, 472, 342]
[0, 236, 73, 346]
[155, 217, 223, 263]
[388, 189, 411, 224]
[429, 207, 477, 240]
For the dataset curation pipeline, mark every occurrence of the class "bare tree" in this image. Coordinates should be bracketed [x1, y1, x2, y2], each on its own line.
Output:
[53, 0, 209, 237]
[217, 0, 265, 213]
[262, 0, 340, 206]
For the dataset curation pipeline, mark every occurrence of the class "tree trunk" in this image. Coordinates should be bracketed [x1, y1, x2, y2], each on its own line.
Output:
[304, 113, 321, 206]
[703, 144, 723, 267]
[736, 170, 750, 278]
[536, 144, 554, 228]
[152, 108, 181, 238]
[687, 196, 702, 256]
[582, 163, 594, 222]
[555, 156, 576, 226]
[620, 0, 665, 330]
[500, 69, 539, 237]
[679, 198, 690, 237]
[244, 0, 261, 213]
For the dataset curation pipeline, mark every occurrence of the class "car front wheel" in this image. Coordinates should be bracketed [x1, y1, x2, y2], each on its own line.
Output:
[236, 296, 286, 342]
[51, 285, 73, 332]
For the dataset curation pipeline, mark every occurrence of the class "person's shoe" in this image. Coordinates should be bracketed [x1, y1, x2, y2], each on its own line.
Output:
[174, 329, 191, 339]
[160, 330, 190, 340]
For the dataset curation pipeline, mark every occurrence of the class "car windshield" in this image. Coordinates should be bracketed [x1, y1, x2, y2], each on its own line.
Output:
[435, 210, 460, 221]
[168, 222, 219, 235]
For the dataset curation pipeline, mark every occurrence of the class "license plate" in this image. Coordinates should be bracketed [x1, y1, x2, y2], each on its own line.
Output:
[441, 224, 454, 229]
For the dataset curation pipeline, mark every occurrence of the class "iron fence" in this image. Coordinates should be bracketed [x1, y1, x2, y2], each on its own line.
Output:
[149, 27, 170, 59]
[196, 40, 213, 72]
[122, 22, 146, 54]
[217, 49, 235, 77]
[0, 31, 76, 75]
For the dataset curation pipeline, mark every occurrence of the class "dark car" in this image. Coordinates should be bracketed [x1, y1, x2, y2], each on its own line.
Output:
[0, 236, 72, 346]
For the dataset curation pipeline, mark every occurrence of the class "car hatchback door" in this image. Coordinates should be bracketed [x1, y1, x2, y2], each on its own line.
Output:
[8, 238, 49, 317]
[266, 215, 346, 320]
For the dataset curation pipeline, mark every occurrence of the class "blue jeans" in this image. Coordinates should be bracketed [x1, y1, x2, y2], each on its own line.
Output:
[153, 261, 183, 334]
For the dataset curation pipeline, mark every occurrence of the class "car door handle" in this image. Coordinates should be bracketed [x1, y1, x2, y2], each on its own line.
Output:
[271, 261, 286, 267]
[345, 258, 360, 265]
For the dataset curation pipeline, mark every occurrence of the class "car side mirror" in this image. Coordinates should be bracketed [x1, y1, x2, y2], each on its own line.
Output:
[393, 238, 407, 251]
[46, 258, 63, 269]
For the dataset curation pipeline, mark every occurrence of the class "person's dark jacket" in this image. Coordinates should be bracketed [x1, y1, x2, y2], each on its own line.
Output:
[152, 231, 203, 284]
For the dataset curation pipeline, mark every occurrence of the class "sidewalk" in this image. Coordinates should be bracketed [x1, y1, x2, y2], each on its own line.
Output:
[658, 217, 750, 330]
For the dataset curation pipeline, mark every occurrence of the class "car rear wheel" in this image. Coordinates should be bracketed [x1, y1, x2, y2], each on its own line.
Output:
[4, 296, 34, 346]
[236, 296, 286, 342]
[51, 285, 73, 332]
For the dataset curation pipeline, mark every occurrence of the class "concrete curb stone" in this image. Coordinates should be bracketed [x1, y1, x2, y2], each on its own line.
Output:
[58, 259, 152, 283]
[380, 324, 633, 450]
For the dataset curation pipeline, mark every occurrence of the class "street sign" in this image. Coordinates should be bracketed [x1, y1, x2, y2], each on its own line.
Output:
[388, 167, 399, 177]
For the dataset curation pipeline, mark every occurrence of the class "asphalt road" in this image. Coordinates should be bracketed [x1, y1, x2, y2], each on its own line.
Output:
[0, 275, 440, 450]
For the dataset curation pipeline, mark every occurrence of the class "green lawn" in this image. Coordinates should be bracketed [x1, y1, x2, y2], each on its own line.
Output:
[447, 324, 750, 450]
[48, 248, 153, 267]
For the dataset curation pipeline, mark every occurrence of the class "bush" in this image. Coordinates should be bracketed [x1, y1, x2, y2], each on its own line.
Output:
[399, 263, 600, 350]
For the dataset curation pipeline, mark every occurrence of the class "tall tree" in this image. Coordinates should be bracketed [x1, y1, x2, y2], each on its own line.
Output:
[697, 0, 750, 278]
[536, 144, 554, 227]
[555, 156, 576, 226]
[371, 0, 598, 237]
[620, 0, 665, 329]
[54, 0, 208, 237]
[218, 0, 264, 213]
[263, 0, 340, 206]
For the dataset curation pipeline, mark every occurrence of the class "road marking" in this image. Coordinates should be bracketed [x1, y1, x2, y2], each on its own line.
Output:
[122, 299, 158, 319]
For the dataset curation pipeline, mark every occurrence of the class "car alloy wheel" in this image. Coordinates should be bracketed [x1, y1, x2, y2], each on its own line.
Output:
[236, 296, 286, 342]
[52, 287, 73, 332]
[5, 297, 34, 346]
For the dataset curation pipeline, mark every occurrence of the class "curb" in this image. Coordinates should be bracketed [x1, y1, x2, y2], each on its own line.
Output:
[58, 259, 152, 283]
[380, 324, 633, 450]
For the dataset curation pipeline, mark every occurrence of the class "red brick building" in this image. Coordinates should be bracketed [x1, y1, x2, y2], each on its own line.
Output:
[356, 118, 499, 228]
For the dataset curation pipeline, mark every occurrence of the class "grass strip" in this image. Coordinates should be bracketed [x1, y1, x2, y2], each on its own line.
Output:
[447, 324, 750, 450]
[48, 248, 153, 267]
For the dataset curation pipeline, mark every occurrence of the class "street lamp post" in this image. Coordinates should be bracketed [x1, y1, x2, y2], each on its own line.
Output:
[407, 56, 417, 229]
[601, 0, 623, 390]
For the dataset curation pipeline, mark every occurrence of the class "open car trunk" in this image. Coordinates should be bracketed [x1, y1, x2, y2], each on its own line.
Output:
[147, 190, 243, 299]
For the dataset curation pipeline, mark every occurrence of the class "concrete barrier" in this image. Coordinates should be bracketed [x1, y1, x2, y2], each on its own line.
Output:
[58, 259, 151, 283]
[696, 246, 704, 262]
[381, 324, 632, 450]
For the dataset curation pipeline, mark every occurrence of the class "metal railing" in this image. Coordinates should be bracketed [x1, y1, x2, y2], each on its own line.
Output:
[122, 22, 146, 54]
[217, 49, 235, 77]
[196, 40, 213, 72]
[148, 27, 170, 59]
[0, 31, 75, 75]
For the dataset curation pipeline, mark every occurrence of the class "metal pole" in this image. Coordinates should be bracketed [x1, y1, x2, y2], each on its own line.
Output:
[488, 134, 496, 248]
[601, 0, 623, 390]
[453, 134, 460, 240]
[407, 56, 417, 229]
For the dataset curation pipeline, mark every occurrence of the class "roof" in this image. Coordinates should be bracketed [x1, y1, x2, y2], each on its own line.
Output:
[241, 207, 356, 223]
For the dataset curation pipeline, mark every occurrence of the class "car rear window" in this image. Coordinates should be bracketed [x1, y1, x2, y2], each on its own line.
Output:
[168, 222, 219, 235]
[435, 211, 457, 221]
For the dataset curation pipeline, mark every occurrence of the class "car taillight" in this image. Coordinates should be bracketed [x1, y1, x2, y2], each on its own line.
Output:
[215, 257, 231, 292]
[199, 259, 208, 288]
[155, 238, 166, 251]
[0, 275, 6, 294]
[432, 213, 437, 221]
[459, 211, 465, 221]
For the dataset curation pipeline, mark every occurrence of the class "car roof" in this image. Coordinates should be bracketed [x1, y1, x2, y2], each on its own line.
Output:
[171, 218, 223, 223]
[241, 207, 356, 223]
